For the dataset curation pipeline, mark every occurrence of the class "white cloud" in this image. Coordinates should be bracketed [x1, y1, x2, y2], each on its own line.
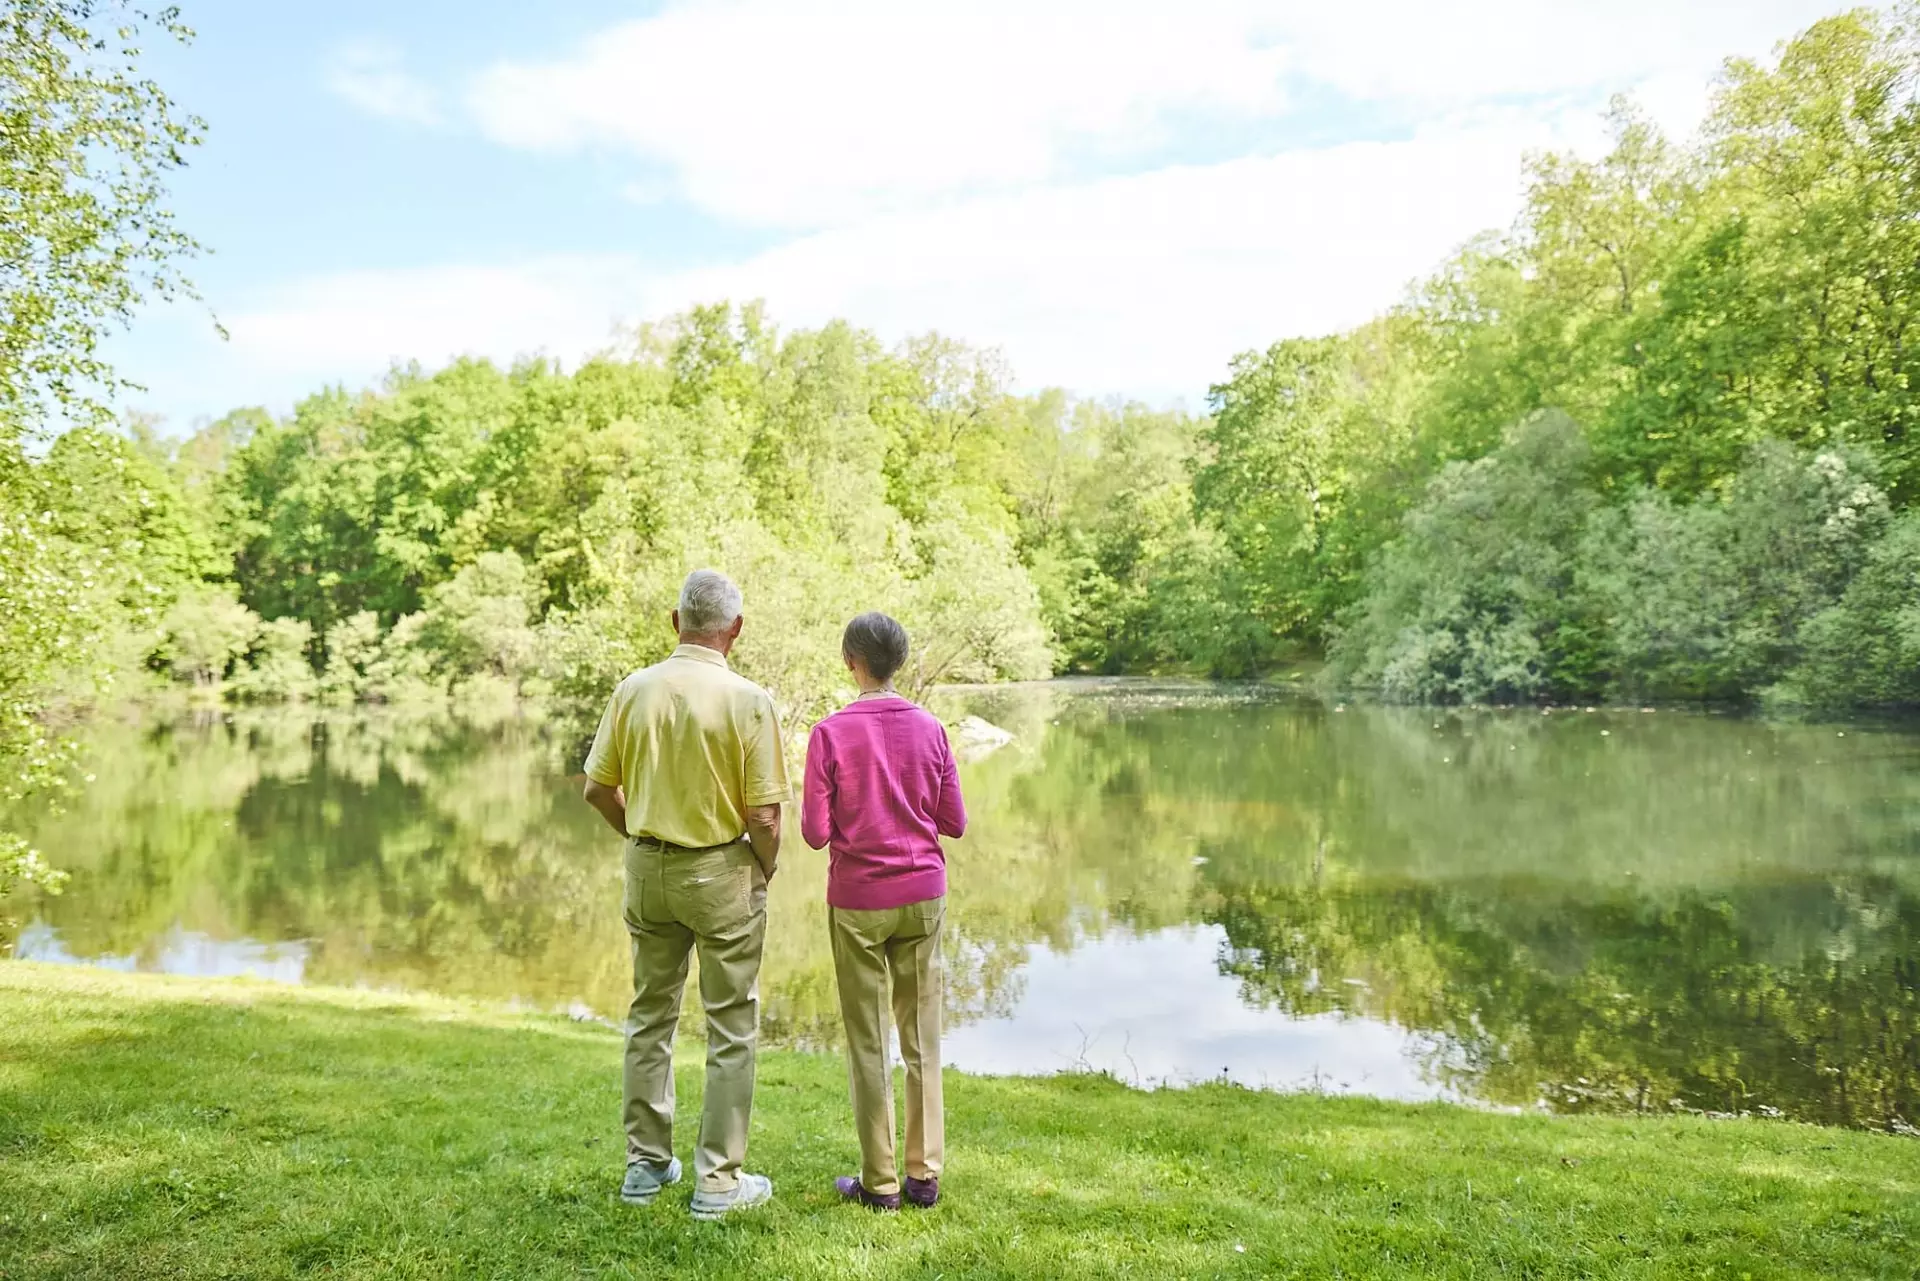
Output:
[463, 0, 1841, 228]
[222, 257, 644, 376]
[325, 43, 442, 126]
[120, 1, 1863, 427]
[467, 0, 1291, 227]
[642, 111, 1572, 398]
[1274, 0, 1832, 106]
[130, 109, 1571, 421]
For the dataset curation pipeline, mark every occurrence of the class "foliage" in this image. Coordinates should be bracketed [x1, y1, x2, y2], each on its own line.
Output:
[201, 310, 1057, 722]
[228, 617, 316, 703]
[0, 448, 81, 917]
[1781, 511, 1920, 707]
[0, 0, 205, 903]
[1581, 444, 1891, 701]
[1274, 8, 1920, 706]
[158, 582, 258, 687]
[1328, 412, 1601, 703]
[0, 0, 206, 442]
[1333, 424, 1905, 705]
[418, 551, 541, 685]
[20, 6, 1920, 740]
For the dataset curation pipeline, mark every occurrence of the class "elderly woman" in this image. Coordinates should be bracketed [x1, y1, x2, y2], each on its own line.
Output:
[801, 611, 967, 1211]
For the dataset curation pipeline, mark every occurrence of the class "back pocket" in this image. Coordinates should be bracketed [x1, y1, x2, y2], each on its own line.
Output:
[675, 846, 751, 933]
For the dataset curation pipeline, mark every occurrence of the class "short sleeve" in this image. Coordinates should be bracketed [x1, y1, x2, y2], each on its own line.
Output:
[582, 690, 623, 787]
[742, 693, 791, 805]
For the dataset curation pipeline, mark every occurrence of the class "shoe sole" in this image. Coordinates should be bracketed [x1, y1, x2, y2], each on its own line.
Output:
[620, 1168, 682, 1205]
[689, 1191, 773, 1221]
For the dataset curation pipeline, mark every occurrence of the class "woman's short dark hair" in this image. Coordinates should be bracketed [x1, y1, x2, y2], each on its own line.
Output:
[842, 611, 910, 683]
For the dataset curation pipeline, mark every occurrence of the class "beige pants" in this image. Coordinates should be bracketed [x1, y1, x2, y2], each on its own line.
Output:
[623, 836, 766, 1194]
[829, 895, 946, 1197]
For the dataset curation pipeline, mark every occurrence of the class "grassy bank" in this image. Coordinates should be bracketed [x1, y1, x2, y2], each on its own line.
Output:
[1, 965, 1915, 1279]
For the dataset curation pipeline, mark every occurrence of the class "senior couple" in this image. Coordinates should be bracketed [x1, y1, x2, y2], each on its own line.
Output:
[580, 568, 965, 1221]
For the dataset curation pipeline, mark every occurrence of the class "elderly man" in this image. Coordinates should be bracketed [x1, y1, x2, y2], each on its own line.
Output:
[581, 569, 788, 1221]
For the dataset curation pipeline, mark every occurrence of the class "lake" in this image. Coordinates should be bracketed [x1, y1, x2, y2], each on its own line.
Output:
[7, 682, 1918, 1132]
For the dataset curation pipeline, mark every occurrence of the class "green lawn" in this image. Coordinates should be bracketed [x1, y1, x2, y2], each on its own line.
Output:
[1, 963, 1914, 1279]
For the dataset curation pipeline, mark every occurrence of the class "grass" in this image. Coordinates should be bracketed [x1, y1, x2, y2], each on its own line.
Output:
[1, 964, 1916, 1280]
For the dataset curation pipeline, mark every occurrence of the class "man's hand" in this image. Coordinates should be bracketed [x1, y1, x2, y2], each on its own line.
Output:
[583, 779, 627, 838]
[745, 803, 782, 882]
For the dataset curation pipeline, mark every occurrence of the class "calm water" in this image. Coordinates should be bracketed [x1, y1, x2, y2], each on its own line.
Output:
[7, 683, 1918, 1131]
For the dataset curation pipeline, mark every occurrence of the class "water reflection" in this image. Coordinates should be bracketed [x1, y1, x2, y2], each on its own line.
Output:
[14, 921, 310, 985]
[5, 688, 1917, 1131]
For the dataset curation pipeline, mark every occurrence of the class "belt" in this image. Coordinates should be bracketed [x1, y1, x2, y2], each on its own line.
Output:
[630, 834, 746, 854]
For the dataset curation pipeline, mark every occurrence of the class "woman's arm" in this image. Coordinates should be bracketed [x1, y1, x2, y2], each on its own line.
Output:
[933, 731, 967, 839]
[800, 724, 834, 850]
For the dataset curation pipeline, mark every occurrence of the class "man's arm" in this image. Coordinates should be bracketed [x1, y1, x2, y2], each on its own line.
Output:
[583, 779, 627, 838]
[746, 803, 782, 881]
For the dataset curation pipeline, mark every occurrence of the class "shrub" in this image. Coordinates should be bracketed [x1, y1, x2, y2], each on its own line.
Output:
[159, 585, 260, 687]
[1327, 411, 1598, 703]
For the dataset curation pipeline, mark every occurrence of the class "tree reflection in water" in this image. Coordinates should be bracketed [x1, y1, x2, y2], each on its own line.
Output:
[8, 686, 1917, 1130]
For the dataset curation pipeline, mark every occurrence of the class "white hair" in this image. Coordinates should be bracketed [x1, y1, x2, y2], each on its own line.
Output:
[677, 568, 743, 635]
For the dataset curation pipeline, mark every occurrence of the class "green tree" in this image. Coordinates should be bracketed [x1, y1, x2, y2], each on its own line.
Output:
[1, 0, 204, 906]
[1328, 412, 1603, 703]
[230, 617, 317, 703]
[160, 583, 259, 688]
[0, 0, 206, 439]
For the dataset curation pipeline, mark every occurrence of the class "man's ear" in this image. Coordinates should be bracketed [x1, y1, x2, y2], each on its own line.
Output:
[728, 614, 745, 641]
[670, 609, 682, 635]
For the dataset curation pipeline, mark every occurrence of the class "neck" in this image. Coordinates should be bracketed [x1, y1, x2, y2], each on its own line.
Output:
[679, 633, 731, 657]
[852, 672, 894, 696]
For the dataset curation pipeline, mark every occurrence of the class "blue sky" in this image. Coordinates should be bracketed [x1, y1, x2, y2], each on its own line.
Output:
[110, 0, 1851, 433]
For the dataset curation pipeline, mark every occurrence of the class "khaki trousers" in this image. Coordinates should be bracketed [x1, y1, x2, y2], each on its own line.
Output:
[622, 836, 766, 1194]
[829, 895, 945, 1197]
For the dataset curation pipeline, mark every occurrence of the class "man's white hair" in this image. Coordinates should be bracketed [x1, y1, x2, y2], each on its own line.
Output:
[678, 568, 743, 635]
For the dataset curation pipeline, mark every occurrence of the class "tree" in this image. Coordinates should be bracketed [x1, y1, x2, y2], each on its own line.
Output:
[160, 583, 258, 687]
[229, 616, 317, 702]
[1, 0, 204, 907]
[0, 454, 80, 921]
[419, 551, 542, 683]
[0, 1, 206, 441]
[1328, 412, 1603, 703]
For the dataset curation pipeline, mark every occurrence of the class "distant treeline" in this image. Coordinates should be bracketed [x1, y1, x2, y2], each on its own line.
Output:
[16, 8, 1920, 730]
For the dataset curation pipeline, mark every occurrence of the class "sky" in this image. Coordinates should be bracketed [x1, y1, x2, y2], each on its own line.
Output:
[109, 0, 1855, 433]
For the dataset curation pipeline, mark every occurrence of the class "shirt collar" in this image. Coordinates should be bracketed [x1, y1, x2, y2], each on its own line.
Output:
[670, 642, 731, 669]
[839, 693, 909, 712]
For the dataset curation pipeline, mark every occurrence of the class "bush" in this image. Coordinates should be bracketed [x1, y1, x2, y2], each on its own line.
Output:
[230, 617, 317, 703]
[319, 612, 382, 705]
[1331, 416, 1908, 708]
[360, 613, 443, 705]
[419, 552, 542, 684]
[1779, 512, 1920, 708]
[160, 585, 260, 687]
[1327, 411, 1599, 703]
[1583, 444, 1888, 702]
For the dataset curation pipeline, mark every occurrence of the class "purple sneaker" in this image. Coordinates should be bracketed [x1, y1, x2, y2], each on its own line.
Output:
[904, 1175, 939, 1208]
[833, 1176, 901, 1211]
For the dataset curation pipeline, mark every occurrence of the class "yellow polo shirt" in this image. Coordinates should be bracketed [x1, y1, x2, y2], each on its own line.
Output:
[582, 644, 790, 846]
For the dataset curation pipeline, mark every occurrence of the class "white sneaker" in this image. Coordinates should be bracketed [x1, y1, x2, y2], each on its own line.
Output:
[689, 1173, 774, 1221]
[620, 1157, 682, 1205]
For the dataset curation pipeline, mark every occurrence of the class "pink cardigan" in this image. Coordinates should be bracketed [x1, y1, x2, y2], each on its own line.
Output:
[801, 696, 967, 911]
